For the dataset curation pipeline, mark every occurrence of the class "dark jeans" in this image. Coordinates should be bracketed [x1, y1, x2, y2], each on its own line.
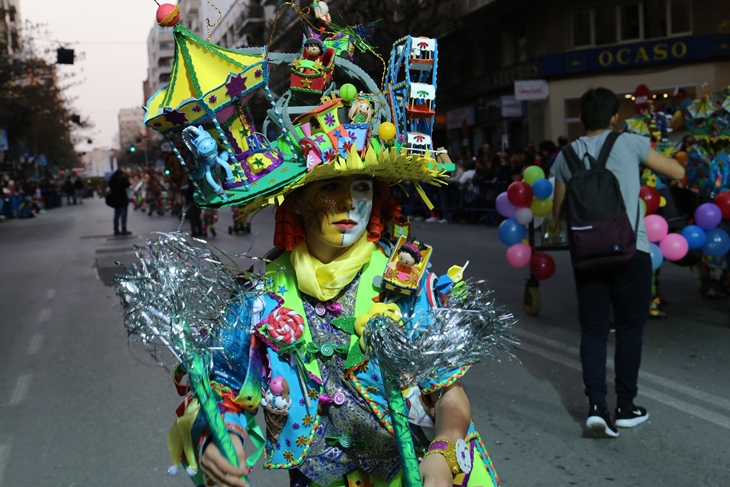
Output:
[114, 206, 128, 233]
[574, 251, 652, 406]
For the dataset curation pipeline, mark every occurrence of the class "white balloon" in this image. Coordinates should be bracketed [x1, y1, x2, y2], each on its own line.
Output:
[533, 216, 545, 228]
[515, 207, 534, 225]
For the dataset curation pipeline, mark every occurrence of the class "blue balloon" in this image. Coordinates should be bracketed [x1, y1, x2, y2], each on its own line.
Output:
[498, 217, 527, 246]
[649, 242, 664, 271]
[681, 225, 706, 250]
[532, 178, 553, 200]
[702, 228, 730, 257]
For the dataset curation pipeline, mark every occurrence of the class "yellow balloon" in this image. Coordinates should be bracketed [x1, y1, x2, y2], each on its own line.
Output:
[530, 198, 553, 217]
[378, 122, 396, 141]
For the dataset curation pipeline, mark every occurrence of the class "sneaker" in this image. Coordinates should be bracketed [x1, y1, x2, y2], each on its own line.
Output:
[122, 230, 132, 235]
[425, 217, 438, 223]
[615, 405, 650, 428]
[586, 403, 619, 438]
[438, 218, 448, 223]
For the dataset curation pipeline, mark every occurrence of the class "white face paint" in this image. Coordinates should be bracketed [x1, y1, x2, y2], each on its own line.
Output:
[342, 179, 374, 246]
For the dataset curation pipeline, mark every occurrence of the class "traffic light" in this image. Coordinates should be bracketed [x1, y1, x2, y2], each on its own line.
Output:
[164, 169, 170, 175]
[129, 145, 136, 153]
[56, 48, 75, 65]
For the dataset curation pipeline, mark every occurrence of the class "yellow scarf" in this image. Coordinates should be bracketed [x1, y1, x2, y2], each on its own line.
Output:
[290, 233, 374, 301]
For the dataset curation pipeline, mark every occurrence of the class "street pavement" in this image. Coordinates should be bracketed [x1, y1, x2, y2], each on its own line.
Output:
[0, 196, 728, 487]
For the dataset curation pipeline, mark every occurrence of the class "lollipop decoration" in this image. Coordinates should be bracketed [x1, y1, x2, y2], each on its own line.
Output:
[115, 232, 263, 482]
[155, 2, 181, 27]
[361, 281, 516, 487]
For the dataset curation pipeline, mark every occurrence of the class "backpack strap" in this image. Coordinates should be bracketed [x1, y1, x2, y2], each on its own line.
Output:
[561, 144, 584, 177]
[594, 131, 621, 169]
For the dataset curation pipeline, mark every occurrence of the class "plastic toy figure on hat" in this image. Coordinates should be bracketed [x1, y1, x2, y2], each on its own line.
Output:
[119, 3, 517, 487]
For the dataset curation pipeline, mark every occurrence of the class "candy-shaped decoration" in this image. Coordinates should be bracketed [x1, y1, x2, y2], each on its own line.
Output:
[694, 203, 722, 230]
[507, 181, 533, 208]
[378, 122, 396, 140]
[266, 307, 305, 345]
[506, 243, 532, 268]
[639, 185, 661, 215]
[156, 3, 180, 27]
[645, 214, 668, 243]
[659, 233, 688, 261]
[529, 252, 556, 280]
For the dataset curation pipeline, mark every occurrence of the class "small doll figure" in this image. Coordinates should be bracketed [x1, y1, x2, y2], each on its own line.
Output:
[387, 240, 427, 285]
[312, 0, 331, 26]
[348, 98, 372, 124]
[302, 38, 323, 62]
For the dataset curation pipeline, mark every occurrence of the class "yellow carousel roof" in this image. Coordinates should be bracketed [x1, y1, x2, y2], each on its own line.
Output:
[144, 25, 269, 133]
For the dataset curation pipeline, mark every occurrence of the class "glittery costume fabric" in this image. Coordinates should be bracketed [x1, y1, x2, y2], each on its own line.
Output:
[295, 275, 401, 486]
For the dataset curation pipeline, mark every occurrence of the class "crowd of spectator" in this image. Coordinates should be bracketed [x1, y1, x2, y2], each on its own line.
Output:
[0, 172, 99, 221]
[397, 136, 569, 224]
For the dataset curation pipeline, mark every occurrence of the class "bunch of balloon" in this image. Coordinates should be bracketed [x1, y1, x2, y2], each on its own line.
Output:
[640, 184, 689, 270]
[499, 166, 557, 279]
[692, 201, 730, 258]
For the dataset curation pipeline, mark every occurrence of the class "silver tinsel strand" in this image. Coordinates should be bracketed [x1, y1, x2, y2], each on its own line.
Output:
[114, 232, 264, 370]
[362, 280, 518, 388]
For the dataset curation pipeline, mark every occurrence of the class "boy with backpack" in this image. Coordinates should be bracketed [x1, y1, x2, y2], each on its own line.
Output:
[551, 88, 684, 438]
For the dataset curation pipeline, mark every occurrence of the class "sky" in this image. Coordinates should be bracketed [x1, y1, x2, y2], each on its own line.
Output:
[20, 0, 232, 151]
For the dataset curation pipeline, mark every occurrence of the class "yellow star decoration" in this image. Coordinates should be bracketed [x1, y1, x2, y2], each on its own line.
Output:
[314, 60, 323, 71]
[301, 78, 313, 89]
[293, 59, 301, 70]
[280, 167, 289, 173]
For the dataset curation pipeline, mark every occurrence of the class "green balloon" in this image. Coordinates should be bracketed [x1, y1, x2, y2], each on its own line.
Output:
[340, 83, 357, 102]
[523, 165, 546, 186]
[641, 199, 647, 214]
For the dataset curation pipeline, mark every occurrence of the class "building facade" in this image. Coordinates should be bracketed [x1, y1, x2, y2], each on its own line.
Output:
[0, 0, 20, 55]
[437, 0, 730, 157]
[118, 107, 146, 151]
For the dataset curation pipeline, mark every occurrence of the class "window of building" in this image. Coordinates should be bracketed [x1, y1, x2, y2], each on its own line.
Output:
[158, 57, 172, 68]
[570, 1, 691, 49]
[159, 41, 174, 51]
[159, 73, 171, 83]
[502, 26, 527, 66]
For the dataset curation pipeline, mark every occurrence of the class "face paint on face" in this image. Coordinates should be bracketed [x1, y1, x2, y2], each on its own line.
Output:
[297, 176, 374, 252]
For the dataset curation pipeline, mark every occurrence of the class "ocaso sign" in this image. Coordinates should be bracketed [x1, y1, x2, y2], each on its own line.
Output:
[597, 41, 688, 67]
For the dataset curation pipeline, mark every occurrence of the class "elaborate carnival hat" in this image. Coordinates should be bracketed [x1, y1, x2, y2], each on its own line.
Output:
[144, 9, 452, 215]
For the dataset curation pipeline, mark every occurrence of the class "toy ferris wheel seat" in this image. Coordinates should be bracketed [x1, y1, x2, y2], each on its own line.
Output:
[406, 132, 432, 153]
[407, 82, 436, 117]
[143, 25, 284, 206]
[290, 48, 336, 95]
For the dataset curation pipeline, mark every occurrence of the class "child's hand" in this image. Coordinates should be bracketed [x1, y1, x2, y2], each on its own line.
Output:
[200, 433, 250, 487]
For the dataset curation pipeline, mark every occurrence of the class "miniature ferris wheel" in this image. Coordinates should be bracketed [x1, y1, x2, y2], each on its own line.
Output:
[385, 36, 439, 155]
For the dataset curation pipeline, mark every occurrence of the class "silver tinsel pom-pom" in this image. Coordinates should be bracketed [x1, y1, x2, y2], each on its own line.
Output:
[114, 232, 265, 369]
[362, 279, 518, 388]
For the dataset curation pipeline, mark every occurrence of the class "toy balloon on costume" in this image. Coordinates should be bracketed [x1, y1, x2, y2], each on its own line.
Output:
[498, 218, 526, 246]
[659, 233, 689, 261]
[496, 192, 518, 218]
[681, 225, 706, 250]
[531, 178, 553, 199]
[639, 186, 661, 215]
[507, 181, 533, 208]
[506, 243, 532, 268]
[645, 214, 669, 243]
[530, 252, 556, 280]
[701, 228, 730, 257]
[649, 243, 664, 271]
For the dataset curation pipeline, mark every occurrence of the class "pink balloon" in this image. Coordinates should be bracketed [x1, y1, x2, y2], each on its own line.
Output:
[659, 233, 689, 261]
[506, 243, 532, 268]
[645, 214, 669, 243]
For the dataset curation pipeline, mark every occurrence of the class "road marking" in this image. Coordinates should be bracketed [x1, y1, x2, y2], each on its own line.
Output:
[38, 309, 51, 323]
[46, 289, 56, 299]
[27, 335, 44, 355]
[517, 342, 730, 431]
[0, 442, 11, 486]
[9, 375, 31, 406]
[515, 329, 730, 411]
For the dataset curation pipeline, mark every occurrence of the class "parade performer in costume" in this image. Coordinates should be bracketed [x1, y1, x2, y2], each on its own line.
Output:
[118, 5, 513, 487]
